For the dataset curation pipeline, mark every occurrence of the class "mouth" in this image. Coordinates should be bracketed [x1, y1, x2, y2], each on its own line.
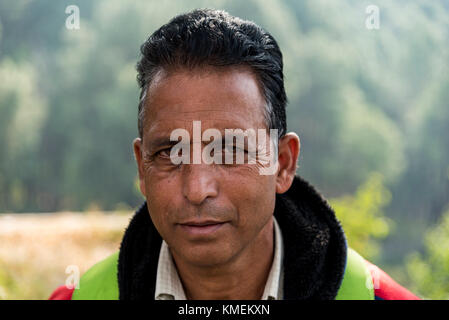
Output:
[177, 220, 228, 236]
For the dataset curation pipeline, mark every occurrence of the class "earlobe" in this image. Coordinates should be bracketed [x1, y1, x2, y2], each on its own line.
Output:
[276, 171, 294, 194]
[275, 133, 300, 194]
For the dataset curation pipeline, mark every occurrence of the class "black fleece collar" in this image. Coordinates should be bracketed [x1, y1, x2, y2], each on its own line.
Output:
[117, 175, 347, 300]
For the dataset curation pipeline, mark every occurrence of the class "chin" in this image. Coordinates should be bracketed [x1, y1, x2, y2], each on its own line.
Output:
[182, 245, 235, 268]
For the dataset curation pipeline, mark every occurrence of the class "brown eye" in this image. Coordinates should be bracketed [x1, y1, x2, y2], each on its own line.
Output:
[156, 147, 185, 159]
[156, 148, 171, 158]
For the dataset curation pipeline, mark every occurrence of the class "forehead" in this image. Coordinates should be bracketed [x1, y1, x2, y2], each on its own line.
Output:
[142, 66, 267, 140]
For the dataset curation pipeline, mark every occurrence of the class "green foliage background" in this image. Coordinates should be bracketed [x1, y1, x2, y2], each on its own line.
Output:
[330, 173, 393, 261]
[406, 208, 449, 299]
[0, 0, 448, 298]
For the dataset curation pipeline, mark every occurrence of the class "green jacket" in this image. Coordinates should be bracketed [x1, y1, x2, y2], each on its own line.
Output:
[71, 247, 373, 300]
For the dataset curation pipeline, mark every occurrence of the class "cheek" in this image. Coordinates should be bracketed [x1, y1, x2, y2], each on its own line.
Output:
[225, 169, 277, 227]
[144, 174, 179, 228]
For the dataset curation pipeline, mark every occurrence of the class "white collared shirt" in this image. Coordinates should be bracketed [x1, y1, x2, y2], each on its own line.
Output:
[155, 216, 284, 300]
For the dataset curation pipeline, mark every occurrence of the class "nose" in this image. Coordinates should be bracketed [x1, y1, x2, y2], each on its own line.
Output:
[181, 164, 219, 206]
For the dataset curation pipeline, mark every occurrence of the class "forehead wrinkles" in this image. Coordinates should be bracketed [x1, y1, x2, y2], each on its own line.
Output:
[143, 112, 268, 142]
[145, 98, 267, 131]
[145, 116, 264, 138]
[152, 109, 255, 122]
[142, 67, 268, 136]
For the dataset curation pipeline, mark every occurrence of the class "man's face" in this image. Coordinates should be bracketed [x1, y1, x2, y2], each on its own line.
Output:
[134, 67, 278, 267]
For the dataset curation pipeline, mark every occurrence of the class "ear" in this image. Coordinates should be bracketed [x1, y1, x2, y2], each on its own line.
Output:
[275, 132, 300, 194]
[133, 137, 146, 196]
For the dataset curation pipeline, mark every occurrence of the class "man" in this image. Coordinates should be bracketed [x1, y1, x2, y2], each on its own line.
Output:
[49, 9, 419, 300]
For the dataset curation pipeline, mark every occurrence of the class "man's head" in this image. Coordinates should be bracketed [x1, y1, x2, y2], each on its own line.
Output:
[136, 8, 287, 140]
[133, 9, 300, 268]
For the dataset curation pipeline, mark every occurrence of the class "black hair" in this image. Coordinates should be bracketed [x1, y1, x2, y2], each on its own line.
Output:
[136, 8, 287, 139]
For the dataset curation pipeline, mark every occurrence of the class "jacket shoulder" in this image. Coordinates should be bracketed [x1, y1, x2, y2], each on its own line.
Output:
[71, 251, 119, 300]
[364, 259, 420, 300]
[48, 285, 75, 300]
[336, 248, 420, 300]
[335, 248, 374, 300]
[49, 251, 119, 300]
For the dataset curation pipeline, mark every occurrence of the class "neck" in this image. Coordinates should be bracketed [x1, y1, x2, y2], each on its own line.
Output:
[172, 217, 274, 300]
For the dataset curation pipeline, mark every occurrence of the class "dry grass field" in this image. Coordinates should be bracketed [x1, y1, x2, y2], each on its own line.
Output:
[0, 211, 133, 300]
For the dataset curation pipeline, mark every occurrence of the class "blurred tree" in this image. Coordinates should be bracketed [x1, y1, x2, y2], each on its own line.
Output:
[330, 173, 393, 260]
[0, 0, 447, 254]
[406, 207, 449, 300]
[386, 70, 449, 261]
[0, 59, 47, 212]
[0, 0, 447, 299]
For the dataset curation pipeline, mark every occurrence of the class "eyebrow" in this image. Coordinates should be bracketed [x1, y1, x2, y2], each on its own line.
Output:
[146, 129, 256, 149]
[146, 137, 180, 150]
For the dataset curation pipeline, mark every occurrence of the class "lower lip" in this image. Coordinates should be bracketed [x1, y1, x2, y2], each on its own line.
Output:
[179, 223, 226, 236]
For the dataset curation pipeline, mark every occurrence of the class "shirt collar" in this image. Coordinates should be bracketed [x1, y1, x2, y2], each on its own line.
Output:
[155, 216, 284, 300]
[155, 238, 187, 300]
[262, 215, 284, 300]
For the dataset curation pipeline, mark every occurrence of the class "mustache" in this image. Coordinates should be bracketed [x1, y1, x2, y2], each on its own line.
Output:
[171, 204, 235, 223]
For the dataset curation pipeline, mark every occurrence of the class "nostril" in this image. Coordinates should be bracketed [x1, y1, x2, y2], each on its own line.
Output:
[183, 186, 218, 205]
[181, 163, 219, 205]
[182, 180, 218, 205]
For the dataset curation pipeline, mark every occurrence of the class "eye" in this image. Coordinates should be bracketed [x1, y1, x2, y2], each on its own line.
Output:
[221, 144, 249, 165]
[224, 144, 247, 154]
[156, 146, 186, 160]
[156, 148, 171, 158]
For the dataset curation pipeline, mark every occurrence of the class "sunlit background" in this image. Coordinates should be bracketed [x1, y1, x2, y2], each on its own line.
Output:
[0, 0, 448, 299]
